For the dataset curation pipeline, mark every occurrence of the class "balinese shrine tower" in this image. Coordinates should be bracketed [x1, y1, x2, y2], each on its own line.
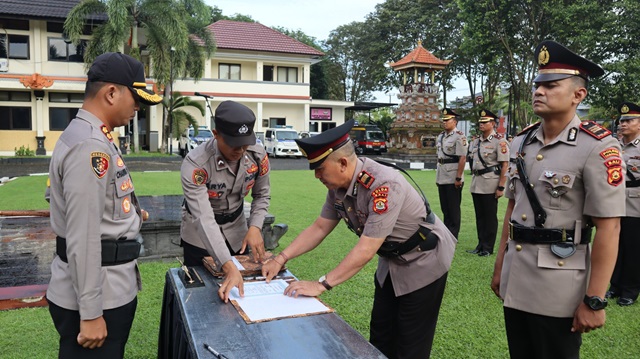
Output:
[387, 41, 451, 161]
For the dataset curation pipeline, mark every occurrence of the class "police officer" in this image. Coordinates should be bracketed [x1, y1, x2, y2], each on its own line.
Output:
[46, 52, 162, 358]
[491, 41, 625, 358]
[436, 108, 468, 238]
[607, 102, 640, 306]
[180, 100, 270, 303]
[468, 110, 509, 256]
[262, 120, 457, 359]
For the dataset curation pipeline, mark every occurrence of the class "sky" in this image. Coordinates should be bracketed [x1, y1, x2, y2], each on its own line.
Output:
[205, 0, 470, 103]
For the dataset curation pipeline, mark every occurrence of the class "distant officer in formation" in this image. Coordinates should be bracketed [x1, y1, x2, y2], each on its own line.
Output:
[46, 52, 162, 358]
[436, 108, 468, 238]
[262, 119, 457, 359]
[467, 109, 509, 256]
[607, 102, 640, 307]
[180, 100, 270, 302]
[491, 40, 625, 358]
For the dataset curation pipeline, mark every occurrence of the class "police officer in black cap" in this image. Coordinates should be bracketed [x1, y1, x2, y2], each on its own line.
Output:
[607, 102, 640, 307]
[262, 119, 457, 358]
[468, 109, 509, 256]
[491, 40, 625, 358]
[180, 100, 270, 303]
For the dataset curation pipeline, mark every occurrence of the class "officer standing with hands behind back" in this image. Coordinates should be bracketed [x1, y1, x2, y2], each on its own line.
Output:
[46, 52, 162, 358]
[180, 100, 270, 303]
[491, 40, 625, 358]
[467, 109, 509, 256]
[436, 108, 468, 238]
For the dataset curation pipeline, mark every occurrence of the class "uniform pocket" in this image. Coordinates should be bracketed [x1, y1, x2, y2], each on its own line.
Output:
[114, 170, 135, 220]
[538, 170, 576, 210]
[537, 247, 586, 270]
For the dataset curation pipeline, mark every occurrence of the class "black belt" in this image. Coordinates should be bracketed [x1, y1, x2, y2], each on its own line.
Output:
[56, 236, 140, 266]
[508, 222, 592, 245]
[214, 203, 244, 225]
[377, 226, 438, 258]
[438, 157, 459, 164]
[472, 165, 500, 176]
[626, 180, 640, 188]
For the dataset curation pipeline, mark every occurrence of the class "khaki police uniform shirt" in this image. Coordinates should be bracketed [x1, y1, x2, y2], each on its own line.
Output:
[502, 115, 626, 317]
[436, 128, 468, 184]
[320, 157, 456, 296]
[470, 131, 510, 194]
[180, 139, 270, 268]
[46, 109, 142, 320]
[622, 136, 640, 217]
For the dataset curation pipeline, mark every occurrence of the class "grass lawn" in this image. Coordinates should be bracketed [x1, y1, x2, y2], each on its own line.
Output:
[0, 170, 638, 358]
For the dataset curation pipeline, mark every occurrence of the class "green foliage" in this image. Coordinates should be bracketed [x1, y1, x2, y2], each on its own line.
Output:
[14, 145, 35, 157]
[163, 91, 205, 140]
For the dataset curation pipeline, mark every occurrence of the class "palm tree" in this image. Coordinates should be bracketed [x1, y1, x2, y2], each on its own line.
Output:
[64, 0, 216, 153]
[165, 91, 204, 138]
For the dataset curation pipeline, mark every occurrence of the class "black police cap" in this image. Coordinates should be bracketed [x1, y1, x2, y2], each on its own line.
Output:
[214, 101, 257, 147]
[479, 109, 498, 123]
[534, 40, 604, 83]
[295, 119, 354, 170]
[87, 52, 162, 105]
[441, 108, 460, 120]
[618, 102, 640, 120]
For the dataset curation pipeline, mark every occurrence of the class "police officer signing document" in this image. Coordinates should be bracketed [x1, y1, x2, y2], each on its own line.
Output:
[180, 100, 270, 302]
[46, 52, 162, 358]
[491, 41, 625, 358]
[262, 120, 457, 359]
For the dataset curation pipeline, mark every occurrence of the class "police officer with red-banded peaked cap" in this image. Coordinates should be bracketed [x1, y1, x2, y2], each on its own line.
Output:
[491, 40, 625, 358]
[262, 119, 457, 358]
[607, 102, 640, 307]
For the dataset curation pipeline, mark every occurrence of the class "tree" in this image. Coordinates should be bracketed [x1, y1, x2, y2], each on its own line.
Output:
[164, 92, 205, 140]
[64, 0, 215, 153]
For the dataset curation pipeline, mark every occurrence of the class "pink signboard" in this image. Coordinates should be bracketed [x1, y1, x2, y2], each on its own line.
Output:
[310, 108, 332, 120]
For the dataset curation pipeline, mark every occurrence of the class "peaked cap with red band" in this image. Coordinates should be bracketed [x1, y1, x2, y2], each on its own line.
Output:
[478, 109, 498, 123]
[534, 40, 604, 83]
[295, 119, 354, 169]
[618, 102, 640, 121]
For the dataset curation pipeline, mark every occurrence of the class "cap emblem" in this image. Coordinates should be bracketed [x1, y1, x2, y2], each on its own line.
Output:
[238, 124, 249, 134]
[481, 110, 486, 116]
[622, 104, 630, 114]
[538, 45, 550, 65]
[443, 109, 448, 115]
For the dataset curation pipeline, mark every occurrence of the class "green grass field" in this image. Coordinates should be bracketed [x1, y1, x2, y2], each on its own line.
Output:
[0, 170, 638, 358]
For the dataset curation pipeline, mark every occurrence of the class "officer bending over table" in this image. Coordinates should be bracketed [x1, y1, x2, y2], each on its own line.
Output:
[180, 101, 270, 302]
[262, 119, 457, 359]
[491, 40, 625, 358]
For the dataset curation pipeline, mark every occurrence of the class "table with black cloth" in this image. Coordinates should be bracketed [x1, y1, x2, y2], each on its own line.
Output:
[158, 267, 385, 359]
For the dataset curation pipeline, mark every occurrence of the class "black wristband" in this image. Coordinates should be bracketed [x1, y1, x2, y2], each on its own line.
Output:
[497, 186, 505, 191]
[455, 177, 462, 181]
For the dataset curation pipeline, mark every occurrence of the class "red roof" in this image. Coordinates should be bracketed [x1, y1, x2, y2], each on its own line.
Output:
[204, 20, 324, 57]
[389, 41, 450, 69]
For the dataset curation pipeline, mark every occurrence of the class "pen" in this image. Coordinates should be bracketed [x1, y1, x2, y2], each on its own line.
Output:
[203, 343, 229, 358]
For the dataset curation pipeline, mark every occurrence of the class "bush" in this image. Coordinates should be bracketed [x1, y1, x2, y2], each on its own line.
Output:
[14, 145, 35, 157]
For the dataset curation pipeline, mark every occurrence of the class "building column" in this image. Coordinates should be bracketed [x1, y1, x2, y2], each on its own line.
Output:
[257, 102, 264, 132]
[304, 102, 310, 131]
[257, 61, 263, 82]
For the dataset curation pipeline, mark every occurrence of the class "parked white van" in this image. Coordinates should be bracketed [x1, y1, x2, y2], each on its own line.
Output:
[264, 127, 302, 158]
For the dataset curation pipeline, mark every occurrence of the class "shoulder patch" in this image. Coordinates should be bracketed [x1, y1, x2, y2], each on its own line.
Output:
[192, 168, 208, 185]
[600, 147, 620, 160]
[91, 152, 110, 179]
[580, 121, 611, 140]
[371, 186, 389, 214]
[517, 122, 541, 137]
[357, 170, 375, 189]
[259, 154, 269, 176]
[604, 158, 624, 186]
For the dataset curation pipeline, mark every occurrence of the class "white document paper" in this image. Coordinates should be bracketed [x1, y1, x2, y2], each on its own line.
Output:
[229, 280, 331, 322]
[231, 256, 245, 270]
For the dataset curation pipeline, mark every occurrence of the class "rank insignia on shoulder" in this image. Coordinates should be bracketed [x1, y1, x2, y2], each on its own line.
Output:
[100, 125, 114, 142]
[192, 168, 208, 185]
[580, 121, 611, 140]
[517, 122, 541, 136]
[90, 152, 110, 179]
[495, 133, 504, 139]
[357, 171, 375, 189]
[260, 154, 269, 176]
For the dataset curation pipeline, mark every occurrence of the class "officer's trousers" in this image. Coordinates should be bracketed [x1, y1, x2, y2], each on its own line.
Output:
[504, 307, 581, 359]
[47, 297, 137, 359]
[610, 216, 640, 300]
[369, 272, 448, 359]
[437, 183, 462, 238]
[471, 192, 498, 253]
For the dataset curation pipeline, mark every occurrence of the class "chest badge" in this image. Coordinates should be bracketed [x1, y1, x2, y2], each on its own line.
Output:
[544, 171, 556, 178]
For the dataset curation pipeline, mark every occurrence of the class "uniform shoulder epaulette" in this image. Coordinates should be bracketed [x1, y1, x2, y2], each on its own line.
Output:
[357, 170, 375, 189]
[456, 130, 464, 136]
[516, 122, 541, 137]
[579, 120, 611, 140]
[494, 133, 504, 139]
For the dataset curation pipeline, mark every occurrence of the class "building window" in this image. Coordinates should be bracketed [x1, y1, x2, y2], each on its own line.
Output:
[0, 91, 31, 101]
[0, 107, 32, 130]
[263, 65, 274, 81]
[0, 19, 30, 31]
[49, 108, 78, 131]
[49, 92, 84, 103]
[219, 63, 241, 80]
[277, 67, 298, 83]
[48, 38, 87, 62]
[0, 34, 30, 59]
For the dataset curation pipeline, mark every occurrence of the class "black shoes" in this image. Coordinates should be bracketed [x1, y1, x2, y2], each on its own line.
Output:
[478, 251, 492, 257]
[617, 298, 635, 306]
[605, 290, 619, 299]
[466, 248, 480, 254]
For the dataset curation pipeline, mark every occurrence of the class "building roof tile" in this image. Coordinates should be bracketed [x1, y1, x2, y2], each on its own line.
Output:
[390, 41, 451, 69]
[0, 0, 80, 20]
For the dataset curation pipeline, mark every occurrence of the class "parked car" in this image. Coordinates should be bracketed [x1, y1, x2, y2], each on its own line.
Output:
[349, 124, 387, 155]
[178, 125, 214, 158]
[264, 126, 302, 158]
[298, 131, 320, 139]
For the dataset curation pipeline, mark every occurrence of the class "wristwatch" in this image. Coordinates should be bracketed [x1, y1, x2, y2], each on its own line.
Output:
[318, 275, 333, 290]
[583, 295, 607, 310]
[497, 186, 505, 191]
[455, 177, 462, 181]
